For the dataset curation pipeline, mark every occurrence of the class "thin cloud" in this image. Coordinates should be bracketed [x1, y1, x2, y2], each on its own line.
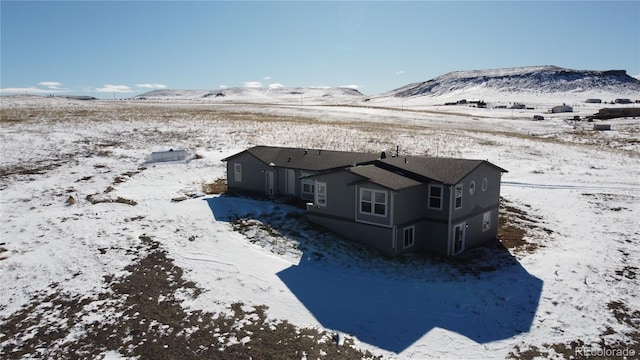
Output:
[268, 83, 284, 89]
[94, 85, 133, 93]
[395, 70, 406, 76]
[136, 83, 167, 89]
[39, 81, 63, 89]
[263, 76, 272, 80]
[219, 85, 228, 89]
[0, 87, 55, 95]
[243, 81, 262, 88]
[340, 84, 359, 89]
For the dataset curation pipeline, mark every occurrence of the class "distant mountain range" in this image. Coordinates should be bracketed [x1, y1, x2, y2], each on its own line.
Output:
[134, 66, 640, 101]
[385, 65, 640, 98]
[133, 87, 364, 101]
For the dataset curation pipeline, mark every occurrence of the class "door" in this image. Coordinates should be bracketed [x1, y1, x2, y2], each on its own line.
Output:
[285, 169, 296, 195]
[265, 171, 275, 196]
[453, 223, 465, 255]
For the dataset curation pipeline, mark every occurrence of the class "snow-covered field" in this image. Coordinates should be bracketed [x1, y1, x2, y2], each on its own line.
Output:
[1, 93, 639, 359]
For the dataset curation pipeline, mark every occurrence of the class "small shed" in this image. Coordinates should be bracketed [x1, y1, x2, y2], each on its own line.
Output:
[552, 104, 573, 113]
[593, 124, 611, 131]
[585, 99, 602, 104]
[147, 149, 193, 163]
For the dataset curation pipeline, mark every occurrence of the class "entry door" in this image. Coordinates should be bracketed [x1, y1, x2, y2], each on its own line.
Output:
[453, 223, 465, 255]
[285, 169, 296, 195]
[265, 171, 275, 196]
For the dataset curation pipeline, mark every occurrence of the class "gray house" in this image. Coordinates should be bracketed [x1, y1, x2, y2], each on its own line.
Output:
[222, 146, 380, 200]
[223, 146, 507, 257]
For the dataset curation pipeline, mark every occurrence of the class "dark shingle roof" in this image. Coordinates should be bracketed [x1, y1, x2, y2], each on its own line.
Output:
[223, 146, 380, 171]
[347, 165, 422, 190]
[224, 146, 507, 186]
[378, 156, 507, 185]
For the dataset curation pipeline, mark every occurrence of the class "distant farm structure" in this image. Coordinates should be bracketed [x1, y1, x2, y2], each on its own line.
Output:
[551, 104, 573, 113]
[591, 108, 640, 120]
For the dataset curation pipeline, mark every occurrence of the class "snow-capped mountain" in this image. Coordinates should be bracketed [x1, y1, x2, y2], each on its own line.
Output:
[386, 65, 640, 98]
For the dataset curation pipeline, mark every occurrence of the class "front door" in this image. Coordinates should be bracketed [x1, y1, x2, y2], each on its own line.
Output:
[285, 169, 296, 195]
[453, 223, 465, 255]
[265, 171, 275, 196]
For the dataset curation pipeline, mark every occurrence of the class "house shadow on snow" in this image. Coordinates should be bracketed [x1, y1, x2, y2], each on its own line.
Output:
[204, 195, 543, 354]
[277, 251, 543, 353]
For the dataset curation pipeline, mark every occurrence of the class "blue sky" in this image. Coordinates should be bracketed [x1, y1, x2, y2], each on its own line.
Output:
[1, 1, 639, 97]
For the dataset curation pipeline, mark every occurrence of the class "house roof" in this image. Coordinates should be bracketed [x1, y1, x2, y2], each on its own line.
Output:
[347, 165, 422, 190]
[222, 145, 380, 171]
[378, 156, 507, 185]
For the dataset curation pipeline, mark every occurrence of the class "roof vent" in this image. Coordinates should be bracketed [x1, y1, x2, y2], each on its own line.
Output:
[404, 157, 408, 164]
[287, 157, 291, 162]
[318, 149, 321, 154]
[380, 151, 387, 159]
[304, 149, 308, 155]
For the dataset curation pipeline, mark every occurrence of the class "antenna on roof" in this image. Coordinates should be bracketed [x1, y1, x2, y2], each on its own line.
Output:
[396, 145, 399, 157]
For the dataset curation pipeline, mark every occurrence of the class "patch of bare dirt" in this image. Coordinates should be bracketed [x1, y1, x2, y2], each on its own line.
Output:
[498, 197, 553, 257]
[0, 235, 381, 359]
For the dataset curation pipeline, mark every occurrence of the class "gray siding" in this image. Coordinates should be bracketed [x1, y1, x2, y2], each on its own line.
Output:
[448, 163, 502, 254]
[459, 207, 499, 250]
[226, 153, 272, 195]
[451, 163, 502, 217]
[306, 170, 361, 220]
[307, 213, 395, 257]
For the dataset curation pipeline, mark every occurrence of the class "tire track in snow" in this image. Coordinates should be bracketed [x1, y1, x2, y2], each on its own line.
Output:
[502, 181, 640, 192]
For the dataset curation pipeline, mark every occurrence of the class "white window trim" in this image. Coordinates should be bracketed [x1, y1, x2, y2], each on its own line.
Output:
[482, 211, 491, 232]
[403, 226, 415, 249]
[301, 172, 314, 198]
[359, 188, 388, 217]
[315, 181, 327, 207]
[233, 163, 242, 182]
[455, 183, 463, 210]
[428, 184, 443, 210]
[453, 222, 466, 255]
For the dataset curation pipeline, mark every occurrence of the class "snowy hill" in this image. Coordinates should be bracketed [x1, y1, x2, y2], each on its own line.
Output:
[385, 65, 640, 98]
[131, 66, 639, 107]
[133, 86, 365, 104]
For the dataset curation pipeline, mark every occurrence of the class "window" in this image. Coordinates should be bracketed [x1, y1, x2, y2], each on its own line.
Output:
[455, 184, 463, 209]
[315, 181, 327, 207]
[233, 163, 242, 182]
[301, 172, 315, 198]
[482, 211, 491, 232]
[360, 188, 387, 216]
[469, 181, 476, 195]
[428, 184, 443, 210]
[481, 177, 488, 192]
[403, 226, 415, 248]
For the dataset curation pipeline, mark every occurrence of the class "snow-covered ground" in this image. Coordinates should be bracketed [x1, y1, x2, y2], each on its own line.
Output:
[1, 93, 639, 359]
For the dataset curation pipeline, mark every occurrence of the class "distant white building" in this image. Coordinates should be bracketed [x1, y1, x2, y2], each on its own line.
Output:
[551, 104, 573, 113]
